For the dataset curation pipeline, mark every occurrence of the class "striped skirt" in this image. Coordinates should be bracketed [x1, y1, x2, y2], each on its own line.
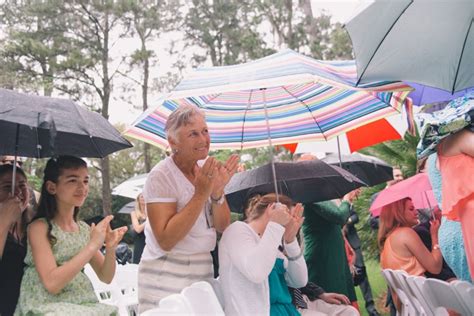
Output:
[137, 252, 214, 313]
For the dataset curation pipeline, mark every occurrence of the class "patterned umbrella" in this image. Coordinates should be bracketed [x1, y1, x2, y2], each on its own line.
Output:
[125, 49, 412, 151]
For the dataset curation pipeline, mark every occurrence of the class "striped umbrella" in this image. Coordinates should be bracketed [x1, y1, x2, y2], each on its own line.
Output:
[125, 49, 412, 151]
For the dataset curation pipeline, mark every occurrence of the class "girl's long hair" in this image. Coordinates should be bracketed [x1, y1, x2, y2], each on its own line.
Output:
[0, 164, 29, 242]
[35, 156, 87, 245]
[377, 197, 413, 251]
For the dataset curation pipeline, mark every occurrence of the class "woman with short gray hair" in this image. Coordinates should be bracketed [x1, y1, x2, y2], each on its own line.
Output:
[137, 104, 239, 313]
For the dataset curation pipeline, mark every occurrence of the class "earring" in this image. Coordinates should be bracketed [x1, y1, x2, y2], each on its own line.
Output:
[172, 148, 178, 154]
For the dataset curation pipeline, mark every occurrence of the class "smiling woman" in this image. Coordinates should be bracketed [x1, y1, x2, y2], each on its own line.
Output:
[137, 104, 240, 313]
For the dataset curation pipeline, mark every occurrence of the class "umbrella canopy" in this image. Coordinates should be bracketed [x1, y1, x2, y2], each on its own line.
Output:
[224, 160, 366, 213]
[407, 82, 473, 106]
[321, 153, 393, 187]
[0, 88, 132, 158]
[117, 201, 135, 214]
[112, 173, 148, 199]
[125, 49, 412, 150]
[345, 0, 474, 93]
[285, 114, 408, 155]
[370, 173, 437, 217]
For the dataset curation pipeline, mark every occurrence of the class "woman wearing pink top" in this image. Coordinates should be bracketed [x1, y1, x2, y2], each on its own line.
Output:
[378, 197, 443, 312]
[437, 129, 474, 277]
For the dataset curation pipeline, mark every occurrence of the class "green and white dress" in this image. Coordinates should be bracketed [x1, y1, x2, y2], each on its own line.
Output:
[15, 219, 117, 316]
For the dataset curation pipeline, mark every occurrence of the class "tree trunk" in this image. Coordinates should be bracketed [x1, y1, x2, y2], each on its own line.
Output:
[100, 9, 112, 216]
[141, 36, 152, 172]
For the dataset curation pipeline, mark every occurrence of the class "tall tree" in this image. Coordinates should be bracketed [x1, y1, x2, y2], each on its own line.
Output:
[57, 2, 127, 215]
[185, 0, 272, 66]
[0, 1, 72, 95]
[120, 0, 181, 172]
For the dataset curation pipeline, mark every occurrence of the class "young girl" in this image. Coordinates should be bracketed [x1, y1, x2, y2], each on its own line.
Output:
[15, 156, 127, 315]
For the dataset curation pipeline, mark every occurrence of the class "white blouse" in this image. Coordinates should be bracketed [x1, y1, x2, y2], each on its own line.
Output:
[218, 221, 307, 315]
[141, 156, 216, 260]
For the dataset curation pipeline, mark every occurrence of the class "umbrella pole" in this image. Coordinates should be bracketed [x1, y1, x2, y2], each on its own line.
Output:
[337, 136, 343, 168]
[261, 88, 280, 202]
[11, 124, 20, 195]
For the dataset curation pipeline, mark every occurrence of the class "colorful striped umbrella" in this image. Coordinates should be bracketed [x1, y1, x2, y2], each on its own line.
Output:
[282, 114, 409, 155]
[125, 49, 412, 151]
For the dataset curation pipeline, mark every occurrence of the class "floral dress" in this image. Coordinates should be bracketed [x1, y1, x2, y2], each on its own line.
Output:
[15, 219, 117, 316]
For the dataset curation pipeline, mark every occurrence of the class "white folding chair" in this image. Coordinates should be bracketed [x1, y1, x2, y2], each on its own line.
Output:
[182, 281, 225, 315]
[404, 275, 437, 315]
[423, 278, 470, 315]
[381, 269, 416, 316]
[84, 263, 121, 304]
[392, 270, 428, 315]
[451, 280, 474, 314]
[158, 293, 194, 314]
[114, 264, 139, 296]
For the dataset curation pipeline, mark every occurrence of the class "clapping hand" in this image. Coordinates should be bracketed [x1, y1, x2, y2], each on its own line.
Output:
[1, 195, 23, 227]
[210, 154, 239, 199]
[268, 202, 292, 227]
[105, 224, 128, 251]
[283, 203, 304, 243]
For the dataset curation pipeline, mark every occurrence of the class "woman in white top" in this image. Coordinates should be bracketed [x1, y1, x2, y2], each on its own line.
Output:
[137, 104, 239, 313]
[219, 193, 307, 316]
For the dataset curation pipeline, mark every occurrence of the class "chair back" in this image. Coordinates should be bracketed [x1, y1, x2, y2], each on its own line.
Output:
[424, 278, 470, 315]
[182, 281, 225, 315]
[451, 280, 474, 314]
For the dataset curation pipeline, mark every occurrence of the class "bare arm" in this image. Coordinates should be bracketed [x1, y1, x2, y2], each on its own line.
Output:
[403, 227, 443, 274]
[210, 154, 239, 232]
[90, 223, 127, 283]
[147, 193, 208, 252]
[28, 220, 100, 294]
[210, 200, 231, 233]
[130, 211, 145, 234]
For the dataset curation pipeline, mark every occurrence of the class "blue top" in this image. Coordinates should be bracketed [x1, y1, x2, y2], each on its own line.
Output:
[427, 154, 472, 282]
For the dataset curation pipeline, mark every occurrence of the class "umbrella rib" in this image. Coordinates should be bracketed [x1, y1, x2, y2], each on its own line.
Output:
[282, 86, 328, 141]
[240, 89, 253, 151]
[451, 18, 473, 94]
[355, 0, 414, 86]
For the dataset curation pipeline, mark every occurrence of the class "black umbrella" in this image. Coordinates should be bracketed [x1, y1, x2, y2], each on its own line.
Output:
[0, 88, 132, 158]
[224, 160, 366, 213]
[321, 153, 393, 187]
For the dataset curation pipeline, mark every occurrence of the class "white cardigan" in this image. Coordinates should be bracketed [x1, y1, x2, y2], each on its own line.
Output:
[218, 221, 307, 316]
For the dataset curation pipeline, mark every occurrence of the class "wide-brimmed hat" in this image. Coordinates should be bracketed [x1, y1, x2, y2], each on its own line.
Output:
[416, 91, 474, 159]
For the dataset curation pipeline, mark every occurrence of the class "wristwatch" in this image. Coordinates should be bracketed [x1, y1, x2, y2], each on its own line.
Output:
[210, 194, 225, 205]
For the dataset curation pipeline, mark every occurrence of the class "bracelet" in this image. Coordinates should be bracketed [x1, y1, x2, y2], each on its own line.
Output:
[286, 249, 304, 261]
[210, 194, 225, 205]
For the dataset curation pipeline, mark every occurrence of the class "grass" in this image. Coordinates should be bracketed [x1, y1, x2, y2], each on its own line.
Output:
[355, 259, 390, 316]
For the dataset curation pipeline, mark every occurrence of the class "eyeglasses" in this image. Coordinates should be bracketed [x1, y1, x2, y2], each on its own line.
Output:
[1, 159, 23, 167]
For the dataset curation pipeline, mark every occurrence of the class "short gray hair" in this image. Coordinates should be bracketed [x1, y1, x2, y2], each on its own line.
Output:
[165, 104, 206, 141]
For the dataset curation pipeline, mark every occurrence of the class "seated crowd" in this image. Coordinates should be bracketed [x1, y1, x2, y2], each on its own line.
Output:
[0, 105, 472, 316]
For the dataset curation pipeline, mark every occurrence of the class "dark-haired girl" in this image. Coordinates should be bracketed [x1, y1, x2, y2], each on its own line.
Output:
[0, 164, 30, 316]
[15, 156, 127, 315]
